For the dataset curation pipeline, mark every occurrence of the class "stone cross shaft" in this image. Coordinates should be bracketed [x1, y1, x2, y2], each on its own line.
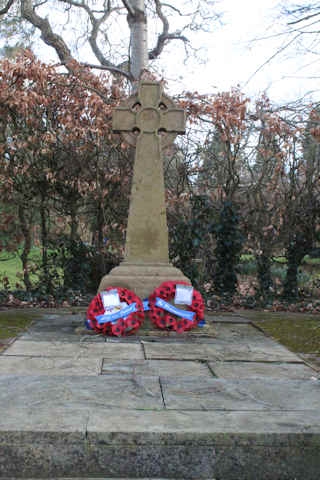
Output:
[112, 81, 186, 263]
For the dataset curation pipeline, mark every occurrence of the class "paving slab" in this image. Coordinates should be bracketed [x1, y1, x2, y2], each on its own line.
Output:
[3, 340, 144, 359]
[28, 314, 85, 329]
[0, 406, 87, 443]
[212, 322, 267, 340]
[299, 352, 320, 372]
[206, 313, 251, 323]
[102, 359, 212, 377]
[209, 360, 317, 378]
[21, 330, 106, 342]
[0, 355, 102, 376]
[143, 340, 301, 362]
[0, 374, 163, 410]
[85, 408, 320, 444]
[161, 376, 320, 411]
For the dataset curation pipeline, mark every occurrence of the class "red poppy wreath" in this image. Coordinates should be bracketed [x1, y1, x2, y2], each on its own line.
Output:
[148, 281, 205, 333]
[86, 287, 144, 336]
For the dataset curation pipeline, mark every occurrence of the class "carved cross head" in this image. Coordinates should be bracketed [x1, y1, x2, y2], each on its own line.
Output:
[112, 81, 186, 147]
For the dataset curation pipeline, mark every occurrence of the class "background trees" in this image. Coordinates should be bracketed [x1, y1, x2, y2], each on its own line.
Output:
[0, 51, 130, 293]
[0, 0, 220, 82]
[1, 0, 320, 307]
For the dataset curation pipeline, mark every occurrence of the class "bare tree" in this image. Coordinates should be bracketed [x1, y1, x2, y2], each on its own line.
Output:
[0, 0, 220, 81]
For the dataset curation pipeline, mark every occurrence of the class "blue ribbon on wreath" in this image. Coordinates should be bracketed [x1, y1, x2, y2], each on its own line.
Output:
[155, 297, 196, 321]
[95, 302, 138, 325]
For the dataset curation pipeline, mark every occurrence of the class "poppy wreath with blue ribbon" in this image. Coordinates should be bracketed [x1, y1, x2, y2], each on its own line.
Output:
[86, 287, 144, 336]
[148, 281, 204, 333]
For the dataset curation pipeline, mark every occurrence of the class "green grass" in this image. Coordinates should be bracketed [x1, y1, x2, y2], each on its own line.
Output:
[0, 252, 26, 287]
[0, 311, 35, 341]
[303, 255, 320, 265]
[246, 312, 320, 354]
[0, 248, 45, 289]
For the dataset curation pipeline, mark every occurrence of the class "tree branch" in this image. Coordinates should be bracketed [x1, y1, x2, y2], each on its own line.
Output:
[0, 0, 15, 16]
[121, 0, 135, 17]
[21, 0, 131, 80]
[148, 0, 189, 60]
[288, 11, 320, 26]
[60, 0, 119, 69]
[81, 62, 133, 81]
[21, 0, 73, 66]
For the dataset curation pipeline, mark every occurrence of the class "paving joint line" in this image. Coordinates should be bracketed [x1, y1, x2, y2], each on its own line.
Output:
[140, 341, 147, 359]
[159, 376, 167, 409]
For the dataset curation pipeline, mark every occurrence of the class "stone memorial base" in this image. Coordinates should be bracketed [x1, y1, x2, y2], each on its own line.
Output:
[98, 261, 191, 299]
[0, 311, 319, 479]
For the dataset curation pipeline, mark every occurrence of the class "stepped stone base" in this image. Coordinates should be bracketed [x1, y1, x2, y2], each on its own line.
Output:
[0, 313, 320, 478]
[98, 262, 191, 299]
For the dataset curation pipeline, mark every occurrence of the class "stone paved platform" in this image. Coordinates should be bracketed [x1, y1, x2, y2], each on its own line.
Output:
[0, 311, 319, 479]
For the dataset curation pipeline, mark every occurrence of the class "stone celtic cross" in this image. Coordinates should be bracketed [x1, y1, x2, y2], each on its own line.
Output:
[98, 81, 190, 299]
[112, 81, 186, 263]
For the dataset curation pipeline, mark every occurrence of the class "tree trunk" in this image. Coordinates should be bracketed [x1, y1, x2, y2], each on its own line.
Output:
[96, 201, 104, 253]
[40, 194, 52, 293]
[256, 253, 273, 302]
[127, 0, 148, 81]
[283, 235, 311, 299]
[69, 200, 79, 242]
[18, 204, 33, 291]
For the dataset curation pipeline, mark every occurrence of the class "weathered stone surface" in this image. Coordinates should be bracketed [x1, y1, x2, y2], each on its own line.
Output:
[143, 340, 301, 362]
[21, 331, 106, 342]
[1, 407, 320, 445]
[31, 313, 85, 327]
[3, 340, 144, 359]
[102, 359, 212, 377]
[98, 262, 190, 300]
[161, 376, 320, 411]
[1, 441, 319, 479]
[21, 314, 102, 343]
[0, 407, 87, 443]
[0, 374, 163, 410]
[86, 408, 320, 444]
[299, 353, 320, 372]
[206, 313, 251, 323]
[0, 356, 102, 376]
[209, 360, 317, 379]
[211, 323, 267, 341]
[112, 82, 185, 264]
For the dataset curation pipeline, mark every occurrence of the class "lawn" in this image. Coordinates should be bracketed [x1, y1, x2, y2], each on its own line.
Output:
[0, 248, 42, 288]
[0, 310, 36, 352]
[244, 311, 320, 354]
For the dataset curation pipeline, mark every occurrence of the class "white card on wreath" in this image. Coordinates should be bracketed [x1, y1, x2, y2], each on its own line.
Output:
[101, 289, 121, 309]
[174, 284, 193, 305]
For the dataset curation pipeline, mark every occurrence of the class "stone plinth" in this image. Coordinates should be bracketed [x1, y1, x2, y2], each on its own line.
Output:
[98, 261, 190, 299]
[98, 81, 190, 298]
